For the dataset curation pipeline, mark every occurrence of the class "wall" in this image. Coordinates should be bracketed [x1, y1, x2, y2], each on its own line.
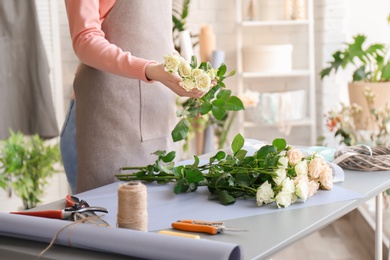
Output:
[56, 0, 390, 148]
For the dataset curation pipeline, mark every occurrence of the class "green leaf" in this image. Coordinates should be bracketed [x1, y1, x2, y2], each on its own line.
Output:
[352, 65, 368, 81]
[216, 89, 231, 100]
[211, 106, 226, 120]
[171, 118, 190, 142]
[161, 151, 176, 163]
[224, 96, 244, 111]
[257, 145, 277, 159]
[381, 63, 390, 80]
[272, 138, 287, 151]
[199, 102, 212, 115]
[217, 63, 227, 77]
[210, 151, 226, 162]
[235, 149, 247, 161]
[186, 168, 205, 183]
[174, 179, 189, 194]
[231, 134, 245, 155]
[219, 190, 236, 205]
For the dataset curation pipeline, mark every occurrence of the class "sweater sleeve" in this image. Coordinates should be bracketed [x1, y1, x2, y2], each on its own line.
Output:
[64, 0, 155, 82]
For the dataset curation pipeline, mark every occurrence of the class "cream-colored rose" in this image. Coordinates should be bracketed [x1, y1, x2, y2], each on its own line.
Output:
[295, 179, 309, 201]
[275, 191, 293, 208]
[163, 54, 180, 73]
[307, 180, 319, 198]
[178, 59, 192, 78]
[295, 160, 308, 176]
[293, 173, 309, 185]
[286, 147, 303, 166]
[278, 156, 288, 169]
[256, 181, 275, 206]
[281, 177, 295, 193]
[308, 157, 326, 179]
[207, 68, 218, 80]
[180, 78, 195, 92]
[319, 164, 333, 190]
[195, 72, 211, 93]
[273, 168, 286, 186]
[191, 68, 203, 78]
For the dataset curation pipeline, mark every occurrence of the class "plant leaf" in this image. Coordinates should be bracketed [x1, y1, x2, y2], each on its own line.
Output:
[171, 118, 190, 142]
[231, 134, 245, 155]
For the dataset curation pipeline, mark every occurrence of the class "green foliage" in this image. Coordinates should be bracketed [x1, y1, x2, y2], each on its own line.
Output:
[0, 130, 61, 209]
[117, 134, 291, 206]
[320, 34, 390, 82]
[172, 0, 197, 53]
[172, 59, 244, 143]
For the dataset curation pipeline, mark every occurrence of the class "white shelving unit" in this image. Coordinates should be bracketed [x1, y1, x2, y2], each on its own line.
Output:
[235, 0, 316, 145]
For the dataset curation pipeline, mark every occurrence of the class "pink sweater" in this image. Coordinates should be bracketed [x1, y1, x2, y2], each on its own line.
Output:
[65, 0, 154, 82]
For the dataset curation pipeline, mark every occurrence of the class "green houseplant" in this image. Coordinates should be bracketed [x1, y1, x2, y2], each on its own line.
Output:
[320, 18, 390, 131]
[0, 130, 61, 209]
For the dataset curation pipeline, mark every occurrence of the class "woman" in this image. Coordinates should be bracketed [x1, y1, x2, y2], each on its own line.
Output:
[64, 0, 203, 193]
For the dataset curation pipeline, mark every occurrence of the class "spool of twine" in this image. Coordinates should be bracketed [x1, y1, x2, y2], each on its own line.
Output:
[117, 181, 148, 231]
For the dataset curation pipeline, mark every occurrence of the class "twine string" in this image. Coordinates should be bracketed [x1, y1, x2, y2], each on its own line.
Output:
[117, 181, 148, 231]
[39, 213, 110, 258]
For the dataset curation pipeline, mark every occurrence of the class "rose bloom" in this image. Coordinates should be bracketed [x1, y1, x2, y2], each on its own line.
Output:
[256, 181, 275, 206]
[275, 191, 293, 208]
[281, 177, 295, 193]
[207, 68, 218, 80]
[191, 68, 203, 78]
[178, 59, 192, 78]
[293, 173, 309, 185]
[286, 147, 303, 166]
[295, 179, 309, 201]
[308, 156, 326, 179]
[278, 156, 288, 169]
[307, 180, 320, 198]
[295, 160, 308, 176]
[195, 72, 211, 93]
[273, 168, 286, 186]
[319, 164, 333, 190]
[180, 78, 195, 91]
[163, 54, 180, 73]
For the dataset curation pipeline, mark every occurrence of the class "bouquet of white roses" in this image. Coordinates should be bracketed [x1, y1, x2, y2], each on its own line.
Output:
[117, 134, 333, 208]
[163, 54, 244, 142]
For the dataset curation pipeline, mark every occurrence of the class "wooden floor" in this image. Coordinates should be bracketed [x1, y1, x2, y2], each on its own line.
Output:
[271, 208, 389, 260]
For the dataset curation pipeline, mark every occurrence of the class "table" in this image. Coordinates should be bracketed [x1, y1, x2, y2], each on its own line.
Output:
[1, 168, 390, 260]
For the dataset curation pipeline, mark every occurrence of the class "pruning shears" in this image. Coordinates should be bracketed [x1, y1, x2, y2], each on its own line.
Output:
[171, 220, 247, 235]
[10, 195, 108, 222]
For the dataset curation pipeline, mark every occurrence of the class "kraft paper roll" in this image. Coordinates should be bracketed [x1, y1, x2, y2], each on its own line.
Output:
[117, 181, 148, 231]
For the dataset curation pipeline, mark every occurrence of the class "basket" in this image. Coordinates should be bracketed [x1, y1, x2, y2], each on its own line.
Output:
[334, 146, 390, 171]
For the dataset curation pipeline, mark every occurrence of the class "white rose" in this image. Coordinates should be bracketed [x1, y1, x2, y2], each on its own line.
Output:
[195, 72, 211, 93]
[191, 68, 203, 78]
[207, 68, 218, 80]
[256, 181, 275, 206]
[295, 160, 308, 176]
[275, 191, 293, 208]
[286, 147, 303, 166]
[163, 54, 180, 73]
[281, 177, 295, 193]
[180, 78, 195, 91]
[295, 179, 309, 201]
[178, 59, 192, 78]
[319, 164, 333, 190]
[273, 168, 286, 186]
[278, 156, 288, 169]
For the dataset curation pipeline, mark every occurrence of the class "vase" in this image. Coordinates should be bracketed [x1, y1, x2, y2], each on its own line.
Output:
[348, 82, 390, 130]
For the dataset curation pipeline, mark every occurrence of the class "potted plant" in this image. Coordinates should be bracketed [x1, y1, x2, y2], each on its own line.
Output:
[0, 130, 61, 209]
[320, 16, 390, 130]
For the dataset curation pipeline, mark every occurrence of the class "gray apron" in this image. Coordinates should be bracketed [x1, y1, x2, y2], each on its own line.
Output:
[74, 0, 176, 192]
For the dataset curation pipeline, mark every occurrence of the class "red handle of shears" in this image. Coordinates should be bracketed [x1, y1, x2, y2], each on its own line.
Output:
[11, 210, 63, 219]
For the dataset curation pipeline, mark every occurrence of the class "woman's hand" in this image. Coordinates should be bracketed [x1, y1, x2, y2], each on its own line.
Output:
[145, 63, 204, 98]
